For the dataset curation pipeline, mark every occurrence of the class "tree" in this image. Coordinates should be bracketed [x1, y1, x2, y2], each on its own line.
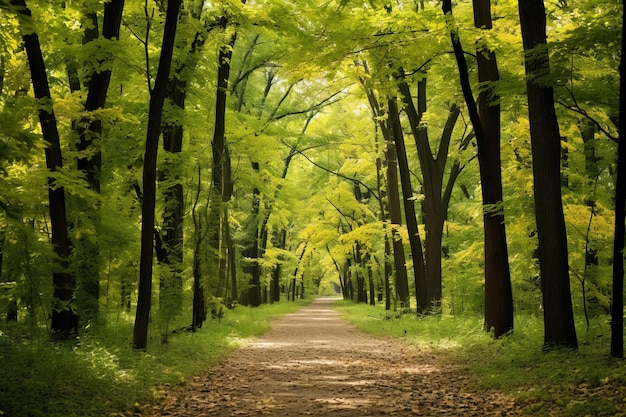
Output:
[442, 0, 514, 336]
[397, 74, 469, 313]
[71, 0, 125, 324]
[133, 0, 183, 351]
[387, 96, 426, 312]
[610, 0, 626, 359]
[360, 77, 410, 308]
[11, 0, 78, 339]
[158, 2, 210, 335]
[518, 0, 577, 349]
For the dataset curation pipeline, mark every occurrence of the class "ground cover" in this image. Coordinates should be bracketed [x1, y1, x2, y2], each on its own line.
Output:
[0, 299, 311, 417]
[336, 301, 626, 416]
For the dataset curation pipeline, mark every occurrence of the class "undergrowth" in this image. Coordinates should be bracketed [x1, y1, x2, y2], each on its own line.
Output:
[0, 299, 311, 417]
[336, 300, 626, 417]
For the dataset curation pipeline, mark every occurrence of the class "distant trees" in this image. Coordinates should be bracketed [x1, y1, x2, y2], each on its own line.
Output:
[0, 0, 622, 354]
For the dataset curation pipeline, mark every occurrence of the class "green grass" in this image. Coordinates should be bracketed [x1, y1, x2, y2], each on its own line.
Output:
[0, 299, 311, 417]
[336, 301, 626, 417]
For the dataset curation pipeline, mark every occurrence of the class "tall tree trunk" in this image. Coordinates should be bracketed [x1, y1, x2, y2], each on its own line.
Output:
[160, 6, 209, 324]
[387, 97, 426, 312]
[13, 0, 78, 338]
[75, 0, 125, 324]
[77, 0, 124, 193]
[518, 0, 577, 349]
[133, 0, 182, 351]
[443, 0, 514, 336]
[610, 0, 626, 358]
[398, 76, 465, 313]
[271, 229, 287, 302]
[385, 143, 411, 308]
[245, 163, 262, 307]
[209, 16, 237, 309]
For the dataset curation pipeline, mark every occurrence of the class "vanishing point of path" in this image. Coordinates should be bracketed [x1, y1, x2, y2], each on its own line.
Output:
[140, 297, 518, 416]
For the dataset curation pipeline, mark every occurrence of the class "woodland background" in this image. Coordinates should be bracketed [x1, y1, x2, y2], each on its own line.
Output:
[0, 0, 623, 365]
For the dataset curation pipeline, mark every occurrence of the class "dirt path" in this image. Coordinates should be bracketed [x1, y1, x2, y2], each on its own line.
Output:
[140, 297, 518, 416]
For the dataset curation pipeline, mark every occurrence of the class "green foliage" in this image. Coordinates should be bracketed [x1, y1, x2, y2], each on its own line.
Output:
[338, 301, 626, 416]
[0, 299, 311, 417]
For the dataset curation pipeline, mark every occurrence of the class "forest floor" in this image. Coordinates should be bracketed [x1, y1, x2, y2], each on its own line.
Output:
[137, 297, 520, 416]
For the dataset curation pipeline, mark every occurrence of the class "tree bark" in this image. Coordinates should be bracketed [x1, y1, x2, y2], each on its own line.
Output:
[442, 0, 514, 336]
[610, 0, 626, 358]
[77, 0, 124, 193]
[385, 143, 411, 308]
[387, 97, 426, 312]
[12, 0, 79, 338]
[133, 0, 183, 351]
[398, 76, 465, 313]
[518, 0, 577, 349]
[209, 15, 237, 308]
[74, 0, 125, 325]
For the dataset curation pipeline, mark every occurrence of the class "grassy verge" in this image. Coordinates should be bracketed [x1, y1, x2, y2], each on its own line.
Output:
[336, 301, 626, 417]
[0, 299, 311, 417]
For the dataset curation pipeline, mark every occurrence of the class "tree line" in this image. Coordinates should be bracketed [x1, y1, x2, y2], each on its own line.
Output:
[0, 0, 623, 355]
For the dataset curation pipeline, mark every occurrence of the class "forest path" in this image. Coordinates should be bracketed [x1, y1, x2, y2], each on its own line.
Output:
[139, 297, 518, 416]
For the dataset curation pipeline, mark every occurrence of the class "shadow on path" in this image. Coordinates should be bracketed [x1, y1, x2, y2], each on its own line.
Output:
[140, 297, 517, 416]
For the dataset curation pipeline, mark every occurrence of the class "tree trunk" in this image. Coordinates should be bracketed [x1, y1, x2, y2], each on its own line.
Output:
[398, 76, 465, 313]
[133, 0, 182, 351]
[13, 0, 78, 338]
[518, 0, 577, 349]
[271, 229, 287, 302]
[77, 0, 124, 193]
[443, 0, 514, 336]
[210, 16, 237, 308]
[610, 0, 626, 358]
[387, 97, 427, 312]
[245, 161, 262, 307]
[385, 143, 411, 308]
[476, 18, 514, 336]
[74, 0, 124, 325]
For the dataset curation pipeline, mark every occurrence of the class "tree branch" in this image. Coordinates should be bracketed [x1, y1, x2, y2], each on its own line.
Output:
[294, 149, 380, 202]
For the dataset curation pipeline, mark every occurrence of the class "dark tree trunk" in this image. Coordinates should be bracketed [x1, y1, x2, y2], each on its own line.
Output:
[77, 0, 124, 193]
[610, 0, 626, 358]
[368, 265, 375, 306]
[13, 0, 78, 338]
[74, 0, 124, 324]
[387, 97, 426, 312]
[360, 79, 408, 310]
[209, 16, 237, 309]
[398, 77, 441, 311]
[226, 215, 238, 303]
[245, 162, 262, 307]
[398, 76, 465, 313]
[290, 242, 307, 302]
[271, 229, 287, 302]
[385, 143, 411, 308]
[133, 0, 182, 351]
[0, 233, 17, 323]
[443, 0, 514, 336]
[518, 0, 578, 349]
[158, 84, 185, 323]
[384, 235, 392, 310]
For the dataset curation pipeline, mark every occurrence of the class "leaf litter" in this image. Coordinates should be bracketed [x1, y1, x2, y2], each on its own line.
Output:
[136, 297, 521, 416]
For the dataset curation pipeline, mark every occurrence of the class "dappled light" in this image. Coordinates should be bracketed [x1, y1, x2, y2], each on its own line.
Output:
[140, 298, 516, 416]
[0, 0, 624, 415]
